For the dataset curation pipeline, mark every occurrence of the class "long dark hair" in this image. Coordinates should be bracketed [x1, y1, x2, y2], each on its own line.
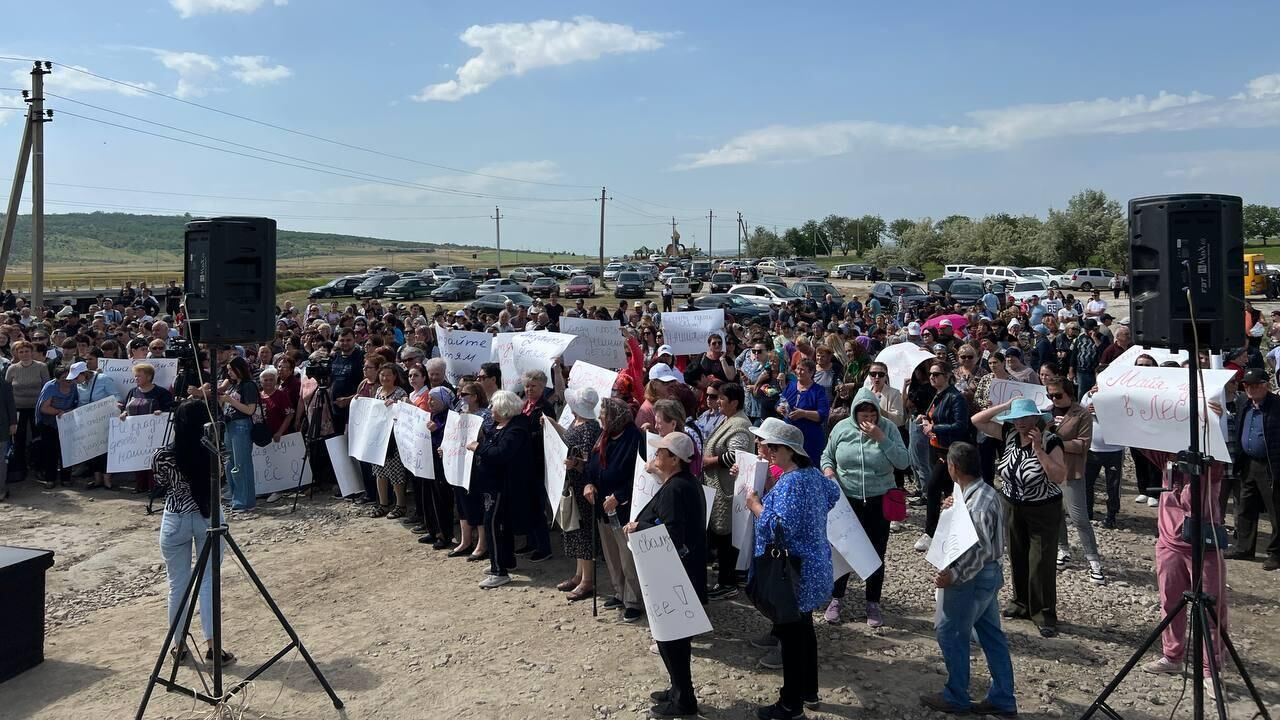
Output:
[226, 355, 253, 384]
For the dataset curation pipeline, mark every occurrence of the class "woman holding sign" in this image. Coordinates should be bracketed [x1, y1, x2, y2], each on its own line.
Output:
[35, 365, 79, 488]
[702, 382, 753, 600]
[470, 390, 531, 589]
[547, 387, 602, 602]
[971, 398, 1067, 638]
[624, 432, 707, 719]
[368, 365, 410, 520]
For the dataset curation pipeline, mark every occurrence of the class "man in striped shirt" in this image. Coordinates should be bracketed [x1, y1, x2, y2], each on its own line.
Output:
[920, 442, 1018, 716]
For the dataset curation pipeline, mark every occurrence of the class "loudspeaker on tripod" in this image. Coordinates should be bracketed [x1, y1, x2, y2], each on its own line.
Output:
[183, 216, 277, 344]
[1128, 194, 1244, 353]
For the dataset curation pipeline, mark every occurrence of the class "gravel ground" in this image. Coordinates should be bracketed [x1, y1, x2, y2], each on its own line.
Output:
[0, 470, 1277, 720]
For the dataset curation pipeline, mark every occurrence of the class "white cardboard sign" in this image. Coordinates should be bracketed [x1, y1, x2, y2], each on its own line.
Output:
[826, 481, 884, 581]
[988, 378, 1048, 408]
[560, 316, 627, 369]
[926, 493, 980, 571]
[251, 432, 313, 495]
[56, 397, 118, 467]
[493, 331, 577, 391]
[630, 451, 662, 518]
[100, 357, 179, 401]
[438, 328, 492, 382]
[325, 435, 363, 497]
[731, 451, 770, 571]
[1100, 343, 1189, 372]
[557, 360, 618, 427]
[1092, 366, 1233, 461]
[661, 309, 724, 356]
[542, 416, 570, 523]
[347, 396, 394, 465]
[393, 403, 436, 479]
[441, 410, 481, 490]
[628, 525, 714, 642]
[106, 413, 171, 473]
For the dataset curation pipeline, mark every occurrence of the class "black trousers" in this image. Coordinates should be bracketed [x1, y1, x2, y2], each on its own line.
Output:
[710, 532, 737, 587]
[1085, 449, 1124, 520]
[1005, 496, 1062, 628]
[657, 638, 696, 711]
[1131, 448, 1160, 495]
[773, 613, 817, 709]
[978, 434, 1000, 486]
[925, 447, 953, 537]
[832, 494, 890, 603]
[484, 491, 517, 576]
[11, 407, 35, 476]
[1237, 458, 1280, 559]
[894, 426, 909, 488]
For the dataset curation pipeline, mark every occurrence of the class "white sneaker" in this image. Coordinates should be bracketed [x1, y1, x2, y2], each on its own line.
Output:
[1056, 549, 1071, 568]
[1134, 494, 1149, 504]
[1147, 497, 1159, 508]
[1089, 560, 1107, 585]
[913, 535, 932, 552]
[1142, 656, 1182, 675]
[266, 492, 281, 503]
[479, 574, 511, 589]
[889, 520, 904, 533]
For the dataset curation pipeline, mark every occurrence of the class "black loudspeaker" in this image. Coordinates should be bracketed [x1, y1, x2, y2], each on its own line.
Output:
[1129, 194, 1244, 353]
[184, 216, 277, 343]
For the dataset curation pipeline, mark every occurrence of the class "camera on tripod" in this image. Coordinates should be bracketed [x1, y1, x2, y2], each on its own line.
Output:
[304, 357, 331, 387]
[166, 338, 208, 399]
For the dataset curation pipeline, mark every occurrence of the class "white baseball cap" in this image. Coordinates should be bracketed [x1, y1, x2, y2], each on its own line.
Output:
[656, 344, 674, 358]
[65, 361, 89, 382]
[653, 432, 694, 462]
[907, 322, 921, 336]
[648, 363, 680, 383]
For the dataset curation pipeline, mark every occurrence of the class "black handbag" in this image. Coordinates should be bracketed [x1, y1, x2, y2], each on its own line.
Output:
[746, 523, 803, 625]
[250, 396, 272, 448]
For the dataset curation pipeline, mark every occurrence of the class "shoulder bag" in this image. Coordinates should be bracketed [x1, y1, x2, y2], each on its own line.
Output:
[746, 523, 803, 625]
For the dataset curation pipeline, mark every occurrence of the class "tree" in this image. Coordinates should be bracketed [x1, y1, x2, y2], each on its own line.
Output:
[888, 218, 915, 244]
[865, 244, 903, 270]
[897, 217, 942, 269]
[1045, 189, 1123, 268]
[821, 214, 851, 255]
[1244, 204, 1280, 246]
[745, 225, 788, 257]
[783, 226, 816, 257]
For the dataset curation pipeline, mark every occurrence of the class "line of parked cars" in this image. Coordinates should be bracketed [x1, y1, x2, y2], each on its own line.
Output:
[308, 263, 609, 304]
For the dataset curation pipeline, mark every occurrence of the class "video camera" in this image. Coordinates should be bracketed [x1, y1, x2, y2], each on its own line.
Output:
[166, 338, 208, 399]
[304, 357, 331, 387]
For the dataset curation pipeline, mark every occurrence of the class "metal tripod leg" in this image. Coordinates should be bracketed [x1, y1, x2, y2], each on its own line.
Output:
[1081, 594, 1188, 720]
[1203, 596, 1273, 720]
[1193, 601, 1228, 720]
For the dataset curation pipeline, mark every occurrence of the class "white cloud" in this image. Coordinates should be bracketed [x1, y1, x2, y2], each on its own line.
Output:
[679, 74, 1280, 169]
[170, 0, 287, 19]
[224, 55, 292, 85]
[9, 64, 156, 97]
[289, 161, 564, 205]
[1163, 166, 1206, 179]
[414, 16, 670, 102]
[152, 50, 221, 98]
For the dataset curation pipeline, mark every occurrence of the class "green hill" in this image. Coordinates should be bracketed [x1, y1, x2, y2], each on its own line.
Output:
[0, 212, 480, 263]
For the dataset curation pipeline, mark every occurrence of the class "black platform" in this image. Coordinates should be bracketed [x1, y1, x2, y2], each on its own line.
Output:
[0, 545, 55, 683]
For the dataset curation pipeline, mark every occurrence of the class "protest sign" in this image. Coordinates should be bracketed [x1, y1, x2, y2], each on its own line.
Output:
[56, 397, 117, 467]
[1099, 344, 1188, 375]
[630, 451, 662, 517]
[644, 431, 662, 460]
[628, 525, 714, 642]
[702, 485, 715, 530]
[493, 332, 577, 391]
[560, 316, 627, 369]
[926, 494, 980, 571]
[1093, 365, 1234, 461]
[731, 451, 769, 572]
[827, 480, 883, 581]
[252, 432, 313, 495]
[542, 416, 570, 524]
[106, 413, 171, 473]
[441, 410, 481, 490]
[393, 403, 435, 479]
[438, 328, 493, 381]
[325, 435, 363, 497]
[347, 396, 394, 465]
[100, 358, 179, 402]
[557, 360, 618, 427]
[874, 342, 936, 393]
[989, 378, 1048, 408]
[661, 309, 724, 356]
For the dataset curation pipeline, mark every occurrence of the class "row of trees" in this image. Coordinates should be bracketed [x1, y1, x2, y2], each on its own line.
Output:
[710, 190, 1280, 272]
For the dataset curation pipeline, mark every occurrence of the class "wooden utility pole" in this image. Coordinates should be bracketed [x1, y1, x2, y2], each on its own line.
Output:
[707, 209, 714, 260]
[737, 211, 743, 261]
[30, 61, 49, 310]
[596, 186, 610, 284]
[491, 206, 503, 272]
[0, 82, 35, 291]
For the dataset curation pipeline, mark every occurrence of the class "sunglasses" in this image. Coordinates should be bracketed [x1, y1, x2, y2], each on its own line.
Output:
[959, 355, 975, 360]
[868, 371, 886, 378]
[1047, 392, 1064, 400]
[459, 391, 474, 397]
[929, 371, 947, 377]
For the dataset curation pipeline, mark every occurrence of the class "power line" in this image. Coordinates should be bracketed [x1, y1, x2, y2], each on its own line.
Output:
[32, 198, 494, 222]
[52, 61, 599, 189]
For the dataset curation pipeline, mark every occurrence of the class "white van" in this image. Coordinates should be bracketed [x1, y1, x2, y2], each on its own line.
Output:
[944, 264, 974, 277]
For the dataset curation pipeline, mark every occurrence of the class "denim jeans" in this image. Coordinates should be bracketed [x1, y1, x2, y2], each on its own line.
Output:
[160, 510, 222, 641]
[909, 419, 931, 492]
[224, 418, 256, 510]
[936, 563, 1016, 712]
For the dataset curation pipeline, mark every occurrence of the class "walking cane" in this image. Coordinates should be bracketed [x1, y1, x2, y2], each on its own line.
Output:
[591, 499, 598, 618]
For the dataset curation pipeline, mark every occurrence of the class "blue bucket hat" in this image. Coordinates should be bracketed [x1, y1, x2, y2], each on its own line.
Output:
[995, 397, 1051, 424]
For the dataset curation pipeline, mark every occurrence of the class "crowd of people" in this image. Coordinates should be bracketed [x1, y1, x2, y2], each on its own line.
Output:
[1, 276, 1277, 719]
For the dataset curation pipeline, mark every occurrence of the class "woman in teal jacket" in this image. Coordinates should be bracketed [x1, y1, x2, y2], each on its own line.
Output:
[820, 387, 910, 627]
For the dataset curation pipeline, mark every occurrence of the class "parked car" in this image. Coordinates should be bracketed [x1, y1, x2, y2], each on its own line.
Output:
[927, 277, 986, 307]
[942, 264, 974, 278]
[885, 265, 926, 281]
[679, 293, 772, 324]
[833, 264, 880, 281]
[528, 277, 561, 298]
[581, 265, 603, 277]
[690, 260, 713, 280]
[430, 278, 478, 301]
[614, 271, 647, 298]
[667, 276, 693, 298]
[603, 262, 630, 281]
[791, 280, 844, 304]
[422, 269, 454, 285]
[474, 267, 501, 280]
[729, 283, 797, 307]
[658, 268, 684, 284]
[308, 275, 364, 299]
[467, 292, 534, 314]
[1057, 267, 1117, 291]
[509, 267, 544, 283]
[547, 264, 577, 279]
[441, 265, 471, 280]
[708, 272, 736, 293]
[564, 275, 596, 298]
[384, 277, 434, 301]
[1007, 279, 1049, 302]
[353, 272, 399, 299]
[757, 259, 801, 277]
[364, 266, 390, 275]
[1018, 267, 1061, 286]
[475, 278, 526, 296]
[795, 263, 828, 278]
[870, 281, 929, 312]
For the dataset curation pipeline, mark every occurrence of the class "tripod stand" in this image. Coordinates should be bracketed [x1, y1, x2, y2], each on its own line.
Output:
[135, 418, 343, 718]
[290, 382, 336, 513]
[1082, 351, 1271, 720]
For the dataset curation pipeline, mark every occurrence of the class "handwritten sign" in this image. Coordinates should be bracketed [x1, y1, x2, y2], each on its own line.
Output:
[252, 432, 313, 495]
[560, 317, 627, 369]
[1092, 366, 1233, 461]
[441, 410, 481, 490]
[56, 397, 117, 466]
[826, 481, 883, 581]
[99, 358, 179, 401]
[628, 525, 714, 642]
[325, 435, 364, 497]
[492, 331, 577, 391]
[439, 328, 492, 382]
[875, 342, 936, 393]
[989, 378, 1047, 408]
[731, 451, 769, 571]
[393, 403, 435, 479]
[630, 451, 662, 517]
[926, 494, 979, 571]
[106, 413, 171, 473]
[347, 396, 394, 465]
[542, 416, 570, 524]
[1099, 344, 1188, 374]
[660, 309, 723, 356]
[557, 360, 618, 427]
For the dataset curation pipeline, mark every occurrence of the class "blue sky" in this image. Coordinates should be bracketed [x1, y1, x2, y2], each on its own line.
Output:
[3, 1, 1279, 257]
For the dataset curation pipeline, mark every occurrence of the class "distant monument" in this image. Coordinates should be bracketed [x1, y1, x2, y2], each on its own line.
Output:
[664, 223, 684, 257]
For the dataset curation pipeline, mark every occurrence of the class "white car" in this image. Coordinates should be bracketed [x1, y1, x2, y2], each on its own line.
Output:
[602, 262, 629, 281]
[729, 282, 797, 307]
[667, 276, 693, 298]
[1018, 267, 1062, 286]
[1007, 279, 1048, 302]
[943, 264, 975, 277]
[659, 268, 684, 283]
[757, 259, 800, 277]
[1057, 267, 1117, 291]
